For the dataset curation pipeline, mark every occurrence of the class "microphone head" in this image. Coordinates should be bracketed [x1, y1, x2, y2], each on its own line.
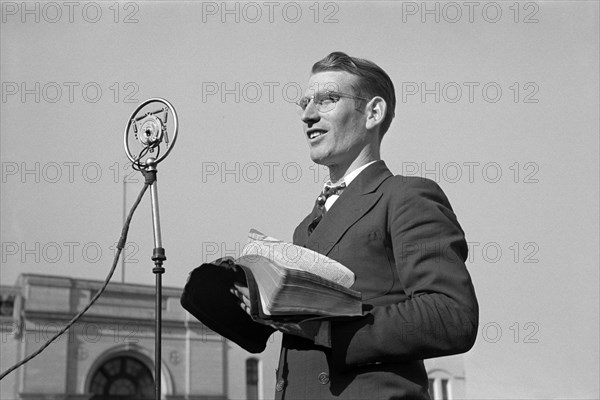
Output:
[135, 115, 163, 146]
[124, 98, 179, 169]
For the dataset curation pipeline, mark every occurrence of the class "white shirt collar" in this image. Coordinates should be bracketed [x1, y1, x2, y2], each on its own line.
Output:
[324, 160, 378, 189]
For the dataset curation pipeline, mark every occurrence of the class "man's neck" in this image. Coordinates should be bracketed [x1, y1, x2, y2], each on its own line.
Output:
[327, 153, 380, 183]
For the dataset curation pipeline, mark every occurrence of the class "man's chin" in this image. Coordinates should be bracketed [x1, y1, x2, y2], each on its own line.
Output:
[309, 152, 327, 165]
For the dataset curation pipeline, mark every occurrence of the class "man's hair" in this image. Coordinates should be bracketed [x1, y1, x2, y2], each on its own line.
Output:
[311, 51, 396, 137]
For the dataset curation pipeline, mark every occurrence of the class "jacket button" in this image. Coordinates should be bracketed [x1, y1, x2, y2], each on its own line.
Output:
[318, 372, 330, 385]
[275, 379, 285, 392]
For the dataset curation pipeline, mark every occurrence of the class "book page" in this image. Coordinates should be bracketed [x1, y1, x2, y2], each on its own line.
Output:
[240, 229, 355, 288]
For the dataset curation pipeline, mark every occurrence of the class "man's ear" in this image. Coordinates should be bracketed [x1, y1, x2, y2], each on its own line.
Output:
[365, 96, 387, 131]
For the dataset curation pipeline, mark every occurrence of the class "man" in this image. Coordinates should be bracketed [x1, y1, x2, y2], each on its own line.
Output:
[232, 51, 479, 399]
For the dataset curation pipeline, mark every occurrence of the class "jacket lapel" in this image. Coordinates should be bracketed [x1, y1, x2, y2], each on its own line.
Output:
[303, 161, 393, 256]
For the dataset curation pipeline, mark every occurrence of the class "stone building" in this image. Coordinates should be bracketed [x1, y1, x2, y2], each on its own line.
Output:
[0, 274, 465, 399]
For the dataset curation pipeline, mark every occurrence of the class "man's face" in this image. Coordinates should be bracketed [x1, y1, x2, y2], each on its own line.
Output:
[300, 71, 369, 169]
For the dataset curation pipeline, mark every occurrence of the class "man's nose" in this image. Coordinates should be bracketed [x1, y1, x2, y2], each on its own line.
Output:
[301, 101, 320, 125]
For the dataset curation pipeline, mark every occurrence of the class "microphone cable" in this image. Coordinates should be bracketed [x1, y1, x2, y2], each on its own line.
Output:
[0, 169, 155, 381]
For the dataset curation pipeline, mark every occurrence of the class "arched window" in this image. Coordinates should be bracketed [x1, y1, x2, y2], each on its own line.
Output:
[89, 355, 154, 400]
[246, 357, 260, 400]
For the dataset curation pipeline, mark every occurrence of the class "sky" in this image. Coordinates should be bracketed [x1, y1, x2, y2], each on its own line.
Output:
[1, 1, 599, 398]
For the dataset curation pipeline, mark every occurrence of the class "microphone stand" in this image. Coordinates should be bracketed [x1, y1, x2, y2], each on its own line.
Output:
[124, 98, 178, 400]
[145, 157, 166, 400]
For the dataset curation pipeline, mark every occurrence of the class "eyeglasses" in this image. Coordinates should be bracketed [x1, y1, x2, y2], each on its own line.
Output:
[296, 90, 369, 114]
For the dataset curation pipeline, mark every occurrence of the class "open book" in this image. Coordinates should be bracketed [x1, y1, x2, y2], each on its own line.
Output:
[231, 229, 362, 318]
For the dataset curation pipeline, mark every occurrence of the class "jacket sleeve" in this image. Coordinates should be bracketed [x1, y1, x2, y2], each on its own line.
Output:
[329, 178, 479, 369]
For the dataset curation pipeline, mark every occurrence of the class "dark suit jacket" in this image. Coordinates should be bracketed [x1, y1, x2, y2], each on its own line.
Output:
[273, 161, 479, 399]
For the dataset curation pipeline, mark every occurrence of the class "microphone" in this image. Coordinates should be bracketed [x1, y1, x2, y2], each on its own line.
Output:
[122, 98, 179, 400]
[124, 98, 179, 169]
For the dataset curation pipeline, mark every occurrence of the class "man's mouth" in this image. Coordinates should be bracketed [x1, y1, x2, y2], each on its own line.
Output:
[307, 129, 327, 140]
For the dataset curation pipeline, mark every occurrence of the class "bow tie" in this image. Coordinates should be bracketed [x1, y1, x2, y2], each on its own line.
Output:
[316, 182, 347, 210]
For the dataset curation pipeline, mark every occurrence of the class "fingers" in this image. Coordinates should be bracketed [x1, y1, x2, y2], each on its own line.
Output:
[230, 283, 251, 316]
[233, 282, 250, 299]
